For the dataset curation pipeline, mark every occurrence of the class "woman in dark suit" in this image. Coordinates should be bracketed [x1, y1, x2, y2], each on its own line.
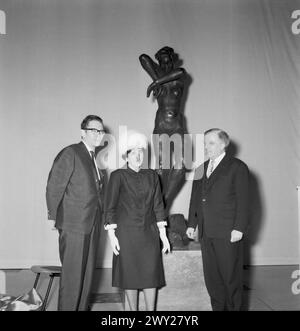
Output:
[104, 130, 170, 311]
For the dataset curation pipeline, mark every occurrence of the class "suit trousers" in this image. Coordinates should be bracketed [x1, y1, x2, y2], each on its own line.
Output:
[201, 232, 244, 311]
[58, 218, 100, 311]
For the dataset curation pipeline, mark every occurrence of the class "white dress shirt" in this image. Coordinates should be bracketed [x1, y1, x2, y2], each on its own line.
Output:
[206, 152, 226, 177]
[82, 140, 101, 181]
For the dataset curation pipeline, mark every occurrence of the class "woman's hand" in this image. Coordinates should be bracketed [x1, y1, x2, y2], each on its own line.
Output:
[108, 229, 120, 256]
[161, 236, 171, 254]
[158, 226, 171, 254]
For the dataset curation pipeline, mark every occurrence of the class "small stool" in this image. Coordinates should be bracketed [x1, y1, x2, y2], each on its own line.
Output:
[31, 265, 61, 311]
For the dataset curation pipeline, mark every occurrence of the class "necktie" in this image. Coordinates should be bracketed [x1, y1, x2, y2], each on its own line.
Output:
[90, 151, 102, 189]
[207, 159, 215, 178]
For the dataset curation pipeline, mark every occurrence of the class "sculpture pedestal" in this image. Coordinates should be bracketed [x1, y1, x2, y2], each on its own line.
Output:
[125, 242, 211, 311]
[0, 271, 5, 294]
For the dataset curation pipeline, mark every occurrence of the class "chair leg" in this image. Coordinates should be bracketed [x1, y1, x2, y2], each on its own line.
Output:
[41, 275, 55, 311]
[33, 273, 40, 289]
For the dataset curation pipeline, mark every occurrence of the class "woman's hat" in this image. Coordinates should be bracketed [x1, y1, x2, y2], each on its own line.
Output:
[119, 129, 148, 157]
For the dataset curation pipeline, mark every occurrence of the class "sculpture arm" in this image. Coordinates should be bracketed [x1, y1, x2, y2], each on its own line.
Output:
[139, 54, 160, 81]
[147, 68, 186, 97]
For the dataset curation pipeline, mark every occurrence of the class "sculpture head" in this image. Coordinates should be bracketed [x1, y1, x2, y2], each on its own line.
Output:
[155, 46, 175, 73]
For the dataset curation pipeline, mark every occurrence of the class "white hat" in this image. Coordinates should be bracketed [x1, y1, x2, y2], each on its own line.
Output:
[119, 129, 148, 157]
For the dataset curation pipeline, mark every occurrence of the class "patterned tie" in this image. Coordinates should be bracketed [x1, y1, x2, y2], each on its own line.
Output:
[90, 151, 102, 189]
[207, 159, 215, 178]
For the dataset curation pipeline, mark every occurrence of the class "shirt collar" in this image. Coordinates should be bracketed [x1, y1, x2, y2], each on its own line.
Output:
[210, 151, 226, 168]
[82, 140, 94, 155]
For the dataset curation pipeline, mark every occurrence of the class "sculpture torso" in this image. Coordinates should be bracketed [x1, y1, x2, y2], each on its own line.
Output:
[154, 79, 184, 135]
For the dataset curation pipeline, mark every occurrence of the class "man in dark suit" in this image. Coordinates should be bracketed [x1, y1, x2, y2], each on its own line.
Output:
[46, 115, 106, 311]
[187, 128, 249, 311]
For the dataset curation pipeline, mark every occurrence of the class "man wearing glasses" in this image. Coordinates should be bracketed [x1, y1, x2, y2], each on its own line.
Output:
[46, 115, 106, 310]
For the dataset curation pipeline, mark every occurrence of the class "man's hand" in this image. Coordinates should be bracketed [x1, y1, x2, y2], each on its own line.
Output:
[186, 227, 196, 239]
[230, 230, 243, 243]
[108, 229, 120, 256]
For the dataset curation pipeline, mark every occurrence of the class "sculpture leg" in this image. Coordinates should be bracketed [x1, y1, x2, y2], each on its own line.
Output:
[164, 167, 186, 212]
[164, 133, 186, 212]
[152, 132, 186, 212]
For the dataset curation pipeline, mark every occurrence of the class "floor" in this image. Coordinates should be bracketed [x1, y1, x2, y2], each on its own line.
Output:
[242, 265, 300, 311]
[1, 265, 300, 311]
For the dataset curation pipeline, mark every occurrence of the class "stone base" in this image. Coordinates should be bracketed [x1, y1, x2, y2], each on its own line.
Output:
[0, 271, 5, 294]
[125, 242, 211, 311]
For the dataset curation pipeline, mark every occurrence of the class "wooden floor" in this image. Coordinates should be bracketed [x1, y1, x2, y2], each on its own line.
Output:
[1, 265, 300, 311]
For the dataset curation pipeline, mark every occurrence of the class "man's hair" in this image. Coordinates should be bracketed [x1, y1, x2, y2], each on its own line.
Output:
[204, 128, 230, 148]
[81, 115, 103, 129]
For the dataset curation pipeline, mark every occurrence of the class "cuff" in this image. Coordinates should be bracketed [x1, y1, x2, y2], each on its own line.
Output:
[157, 221, 167, 228]
[104, 223, 117, 231]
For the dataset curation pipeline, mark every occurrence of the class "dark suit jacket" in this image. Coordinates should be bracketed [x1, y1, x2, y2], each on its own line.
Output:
[46, 142, 105, 234]
[188, 154, 249, 238]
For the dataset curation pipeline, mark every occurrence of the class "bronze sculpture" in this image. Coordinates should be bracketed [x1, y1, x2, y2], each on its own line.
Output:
[139, 46, 185, 136]
[139, 46, 188, 225]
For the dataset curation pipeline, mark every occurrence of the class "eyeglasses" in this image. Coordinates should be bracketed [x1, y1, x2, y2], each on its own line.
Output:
[84, 128, 105, 135]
